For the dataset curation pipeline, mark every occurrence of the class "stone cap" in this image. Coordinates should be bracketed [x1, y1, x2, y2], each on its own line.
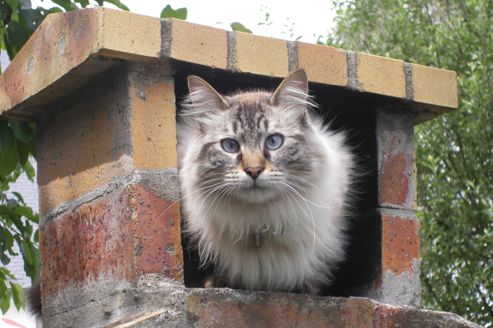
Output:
[0, 7, 457, 122]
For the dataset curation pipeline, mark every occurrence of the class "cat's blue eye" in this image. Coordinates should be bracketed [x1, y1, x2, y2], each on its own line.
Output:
[265, 134, 284, 150]
[221, 138, 240, 153]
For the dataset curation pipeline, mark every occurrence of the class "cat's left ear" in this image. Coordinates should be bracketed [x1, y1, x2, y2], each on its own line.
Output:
[271, 69, 310, 109]
[187, 76, 229, 110]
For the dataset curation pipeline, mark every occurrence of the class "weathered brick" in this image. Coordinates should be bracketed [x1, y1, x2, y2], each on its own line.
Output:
[381, 213, 420, 275]
[100, 8, 161, 60]
[297, 42, 347, 86]
[129, 67, 177, 170]
[36, 76, 132, 216]
[40, 184, 183, 296]
[37, 64, 178, 215]
[130, 184, 183, 278]
[234, 32, 289, 77]
[167, 19, 228, 69]
[375, 303, 482, 328]
[0, 9, 100, 111]
[186, 291, 375, 328]
[379, 152, 413, 207]
[357, 53, 406, 98]
[41, 193, 133, 296]
[412, 63, 458, 109]
[366, 209, 421, 307]
[377, 109, 416, 209]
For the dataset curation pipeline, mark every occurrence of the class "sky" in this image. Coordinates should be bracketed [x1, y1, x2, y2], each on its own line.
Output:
[31, 0, 336, 43]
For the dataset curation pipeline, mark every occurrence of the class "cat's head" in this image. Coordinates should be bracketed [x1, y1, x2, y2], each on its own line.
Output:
[182, 69, 321, 203]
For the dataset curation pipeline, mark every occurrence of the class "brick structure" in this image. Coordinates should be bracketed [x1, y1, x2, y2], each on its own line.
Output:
[0, 8, 478, 328]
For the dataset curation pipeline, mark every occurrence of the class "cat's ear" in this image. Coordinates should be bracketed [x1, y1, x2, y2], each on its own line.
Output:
[187, 76, 229, 111]
[271, 69, 310, 108]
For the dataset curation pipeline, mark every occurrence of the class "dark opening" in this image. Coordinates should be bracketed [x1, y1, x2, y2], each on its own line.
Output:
[174, 62, 393, 297]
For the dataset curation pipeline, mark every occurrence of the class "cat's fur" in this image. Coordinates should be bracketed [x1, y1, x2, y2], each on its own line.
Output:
[178, 69, 354, 293]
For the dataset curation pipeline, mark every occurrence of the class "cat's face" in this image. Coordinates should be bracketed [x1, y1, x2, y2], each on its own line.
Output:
[184, 70, 318, 203]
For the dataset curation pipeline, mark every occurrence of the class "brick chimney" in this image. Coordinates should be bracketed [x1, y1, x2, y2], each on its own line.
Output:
[0, 8, 478, 327]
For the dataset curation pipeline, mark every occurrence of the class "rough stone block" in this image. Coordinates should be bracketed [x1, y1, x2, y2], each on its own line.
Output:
[234, 32, 289, 77]
[297, 42, 348, 86]
[357, 53, 406, 98]
[412, 63, 458, 108]
[164, 19, 228, 69]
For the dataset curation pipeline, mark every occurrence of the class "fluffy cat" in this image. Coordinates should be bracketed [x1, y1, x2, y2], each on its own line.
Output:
[177, 69, 354, 293]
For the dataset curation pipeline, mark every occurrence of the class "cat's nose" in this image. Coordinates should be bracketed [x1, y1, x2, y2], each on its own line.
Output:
[244, 167, 263, 180]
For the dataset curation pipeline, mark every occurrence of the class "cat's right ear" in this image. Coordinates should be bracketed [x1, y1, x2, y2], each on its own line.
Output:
[187, 76, 229, 111]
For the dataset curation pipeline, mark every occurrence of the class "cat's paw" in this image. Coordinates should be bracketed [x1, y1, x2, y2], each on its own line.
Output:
[202, 275, 226, 288]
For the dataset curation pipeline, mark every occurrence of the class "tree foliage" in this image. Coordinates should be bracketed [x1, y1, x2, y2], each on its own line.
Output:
[329, 1, 493, 326]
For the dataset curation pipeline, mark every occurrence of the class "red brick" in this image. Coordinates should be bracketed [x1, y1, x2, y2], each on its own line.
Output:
[40, 184, 183, 296]
[129, 184, 183, 278]
[378, 153, 410, 206]
[186, 292, 374, 328]
[377, 112, 416, 210]
[381, 214, 420, 275]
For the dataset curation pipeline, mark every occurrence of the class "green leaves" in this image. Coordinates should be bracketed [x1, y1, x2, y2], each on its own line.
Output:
[10, 282, 24, 310]
[98, 0, 129, 11]
[0, 121, 18, 176]
[0, 269, 28, 312]
[51, 0, 130, 11]
[0, 121, 35, 176]
[52, 0, 79, 11]
[0, 279, 10, 313]
[10, 121, 33, 144]
[230, 22, 252, 33]
[160, 5, 187, 20]
[0, 192, 40, 313]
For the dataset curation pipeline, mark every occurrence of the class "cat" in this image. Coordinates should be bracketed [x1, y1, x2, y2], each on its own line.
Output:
[177, 69, 354, 293]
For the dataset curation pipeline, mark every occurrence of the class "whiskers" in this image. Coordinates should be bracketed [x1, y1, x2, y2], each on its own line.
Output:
[191, 173, 243, 216]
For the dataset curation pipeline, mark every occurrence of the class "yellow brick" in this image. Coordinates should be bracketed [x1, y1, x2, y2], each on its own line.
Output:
[38, 161, 132, 216]
[169, 19, 228, 69]
[130, 79, 177, 170]
[297, 42, 347, 87]
[37, 81, 133, 215]
[412, 64, 458, 108]
[357, 53, 405, 98]
[0, 9, 100, 114]
[101, 8, 161, 60]
[235, 32, 289, 77]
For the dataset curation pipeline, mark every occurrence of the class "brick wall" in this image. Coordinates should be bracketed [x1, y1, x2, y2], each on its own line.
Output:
[0, 8, 477, 328]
